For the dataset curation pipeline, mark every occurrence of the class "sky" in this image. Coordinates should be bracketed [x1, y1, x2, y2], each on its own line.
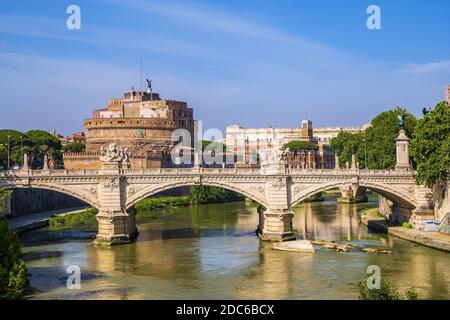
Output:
[0, 0, 449, 135]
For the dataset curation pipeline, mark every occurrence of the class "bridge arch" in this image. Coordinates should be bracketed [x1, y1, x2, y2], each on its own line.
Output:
[3, 184, 99, 209]
[290, 181, 417, 209]
[125, 181, 267, 210]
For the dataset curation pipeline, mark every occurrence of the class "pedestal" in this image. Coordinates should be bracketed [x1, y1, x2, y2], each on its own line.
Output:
[257, 206, 295, 241]
[94, 209, 138, 245]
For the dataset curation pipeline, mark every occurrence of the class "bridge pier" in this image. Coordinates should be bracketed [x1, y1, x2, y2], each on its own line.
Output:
[256, 175, 295, 241]
[257, 206, 294, 241]
[337, 184, 367, 203]
[94, 208, 138, 245]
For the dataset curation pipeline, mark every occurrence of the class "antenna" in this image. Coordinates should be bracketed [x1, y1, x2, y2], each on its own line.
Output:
[139, 52, 143, 91]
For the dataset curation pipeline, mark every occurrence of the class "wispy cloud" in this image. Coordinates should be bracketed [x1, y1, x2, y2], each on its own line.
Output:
[400, 61, 450, 75]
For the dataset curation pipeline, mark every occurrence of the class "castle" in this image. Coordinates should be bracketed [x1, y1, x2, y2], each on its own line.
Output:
[63, 87, 194, 170]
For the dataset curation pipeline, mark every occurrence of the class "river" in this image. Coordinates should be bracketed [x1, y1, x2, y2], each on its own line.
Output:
[20, 196, 450, 300]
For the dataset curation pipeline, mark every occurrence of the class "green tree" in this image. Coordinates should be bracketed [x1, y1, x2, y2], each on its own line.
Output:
[26, 130, 62, 169]
[365, 107, 417, 169]
[190, 186, 243, 204]
[410, 101, 450, 187]
[62, 143, 86, 153]
[330, 132, 365, 169]
[0, 130, 32, 168]
[0, 216, 28, 300]
[284, 140, 318, 152]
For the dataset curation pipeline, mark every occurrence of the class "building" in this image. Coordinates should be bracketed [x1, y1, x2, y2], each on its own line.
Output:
[48, 131, 86, 145]
[63, 87, 194, 170]
[225, 121, 367, 169]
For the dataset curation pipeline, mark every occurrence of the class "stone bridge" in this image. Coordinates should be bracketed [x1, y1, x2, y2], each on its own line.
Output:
[0, 165, 435, 245]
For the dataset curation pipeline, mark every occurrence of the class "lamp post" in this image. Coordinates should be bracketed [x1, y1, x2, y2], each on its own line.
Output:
[7, 133, 10, 170]
[20, 135, 23, 168]
[363, 133, 368, 170]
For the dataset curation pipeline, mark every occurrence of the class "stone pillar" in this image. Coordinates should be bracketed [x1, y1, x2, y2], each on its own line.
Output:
[351, 154, 357, 170]
[22, 153, 29, 171]
[94, 161, 136, 245]
[410, 185, 435, 230]
[257, 177, 294, 241]
[337, 184, 367, 203]
[335, 154, 340, 169]
[42, 154, 49, 171]
[94, 175, 138, 245]
[395, 130, 411, 170]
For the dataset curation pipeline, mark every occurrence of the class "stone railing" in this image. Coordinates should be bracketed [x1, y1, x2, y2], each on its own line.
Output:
[0, 167, 417, 178]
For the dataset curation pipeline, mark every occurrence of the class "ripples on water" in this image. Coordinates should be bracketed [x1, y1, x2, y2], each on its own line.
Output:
[20, 195, 450, 300]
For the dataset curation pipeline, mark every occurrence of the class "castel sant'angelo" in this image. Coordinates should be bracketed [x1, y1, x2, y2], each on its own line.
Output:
[63, 82, 194, 170]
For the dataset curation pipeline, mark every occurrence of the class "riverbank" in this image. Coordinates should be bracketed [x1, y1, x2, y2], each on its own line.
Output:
[8, 207, 86, 234]
[360, 208, 450, 252]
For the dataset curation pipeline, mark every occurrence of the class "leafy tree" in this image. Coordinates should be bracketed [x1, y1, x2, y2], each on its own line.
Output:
[330, 132, 365, 169]
[284, 140, 318, 152]
[0, 217, 28, 299]
[62, 143, 86, 153]
[364, 107, 416, 169]
[26, 130, 62, 169]
[0, 130, 32, 168]
[190, 186, 243, 204]
[201, 140, 226, 152]
[0, 189, 12, 211]
[410, 101, 450, 187]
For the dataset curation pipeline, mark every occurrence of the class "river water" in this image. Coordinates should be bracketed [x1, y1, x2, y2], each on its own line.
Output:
[20, 196, 450, 300]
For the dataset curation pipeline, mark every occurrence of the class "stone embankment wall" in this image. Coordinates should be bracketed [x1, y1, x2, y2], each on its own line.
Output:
[434, 181, 450, 234]
[8, 189, 87, 217]
[378, 195, 412, 225]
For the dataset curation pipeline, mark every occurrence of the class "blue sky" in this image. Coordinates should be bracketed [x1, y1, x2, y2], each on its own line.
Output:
[0, 0, 449, 135]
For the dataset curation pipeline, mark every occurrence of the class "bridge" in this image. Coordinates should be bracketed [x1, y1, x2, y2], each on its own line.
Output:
[0, 164, 435, 245]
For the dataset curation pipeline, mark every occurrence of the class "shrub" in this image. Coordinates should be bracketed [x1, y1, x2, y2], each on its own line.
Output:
[402, 222, 413, 229]
[49, 208, 98, 227]
[0, 218, 28, 300]
[358, 275, 418, 300]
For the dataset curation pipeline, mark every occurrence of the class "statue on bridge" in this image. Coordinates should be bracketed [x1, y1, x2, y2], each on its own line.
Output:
[397, 114, 405, 130]
[100, 143, 132, 170]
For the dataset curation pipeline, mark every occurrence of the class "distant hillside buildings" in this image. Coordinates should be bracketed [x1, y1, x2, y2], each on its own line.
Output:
[225, 121, 369, 169]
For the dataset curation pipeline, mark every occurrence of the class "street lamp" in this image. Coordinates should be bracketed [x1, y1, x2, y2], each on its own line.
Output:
[363, 133, 368, 170]
[7, 133, 10, 170]
[20, 136, 23, 168]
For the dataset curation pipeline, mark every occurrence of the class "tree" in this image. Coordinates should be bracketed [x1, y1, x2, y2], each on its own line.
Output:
[330, 132, 365, 169]
[365, 107, 416, 169]
[190, 186, 243, 204]
[0, 130, 32, 168]
[410, 101, 450, 187]
[0, 217, 28, 299]
[26, 130, 62, 169]
[0, 189, 12, 211]
[284, 140, 318, 152]
[62, 143, 86, 153]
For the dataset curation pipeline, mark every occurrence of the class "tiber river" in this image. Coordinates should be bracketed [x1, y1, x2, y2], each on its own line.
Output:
[20, 194, 450, 300]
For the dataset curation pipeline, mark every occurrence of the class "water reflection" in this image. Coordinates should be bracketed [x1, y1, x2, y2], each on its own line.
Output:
[20, 200, 450, 300]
